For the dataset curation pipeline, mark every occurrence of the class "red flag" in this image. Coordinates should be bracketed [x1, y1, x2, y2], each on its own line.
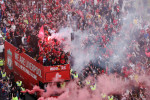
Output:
[38, 26, 44, 40]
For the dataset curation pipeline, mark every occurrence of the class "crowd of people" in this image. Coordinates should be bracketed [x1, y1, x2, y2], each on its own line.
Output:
[0, 0, 150, 100]
[0, 0, 69, 66]
[64, 0, 150, 99]
[71, 0, 149, 100]
[0, 61, 26, 100]
[36, 38, 69, 66]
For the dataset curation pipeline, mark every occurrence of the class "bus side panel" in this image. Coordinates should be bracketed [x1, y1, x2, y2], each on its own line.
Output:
[5, 41, 44, 89]
[44, 64, 71, 83]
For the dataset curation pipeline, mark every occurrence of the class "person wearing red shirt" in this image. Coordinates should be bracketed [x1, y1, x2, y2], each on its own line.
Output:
[60, 52, 65, 59]
[56, 55, 61, 65]
[22, 46, 26, 53]
[51, 59, 56, 65]
[37, 55, 43, 65]
[60, 58, 65, 65]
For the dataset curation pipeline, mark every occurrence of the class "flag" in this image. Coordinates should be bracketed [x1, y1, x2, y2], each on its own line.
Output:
[38, 25, 44, 41]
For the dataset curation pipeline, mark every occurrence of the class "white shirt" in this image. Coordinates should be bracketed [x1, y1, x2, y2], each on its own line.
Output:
[11, 24, 16, 31]
[0, 45, 4, 53]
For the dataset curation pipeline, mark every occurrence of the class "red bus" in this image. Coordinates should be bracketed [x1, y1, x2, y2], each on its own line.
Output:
[4, 41, 70, 89]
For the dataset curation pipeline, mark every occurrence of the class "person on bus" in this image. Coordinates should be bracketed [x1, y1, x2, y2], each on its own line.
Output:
[16, 45, 23, 53]
[60, 58, 65, 65]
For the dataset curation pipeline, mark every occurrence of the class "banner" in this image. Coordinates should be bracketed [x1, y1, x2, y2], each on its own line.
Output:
[44, 64, 70, 82]
[5, 41, 44, 89]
